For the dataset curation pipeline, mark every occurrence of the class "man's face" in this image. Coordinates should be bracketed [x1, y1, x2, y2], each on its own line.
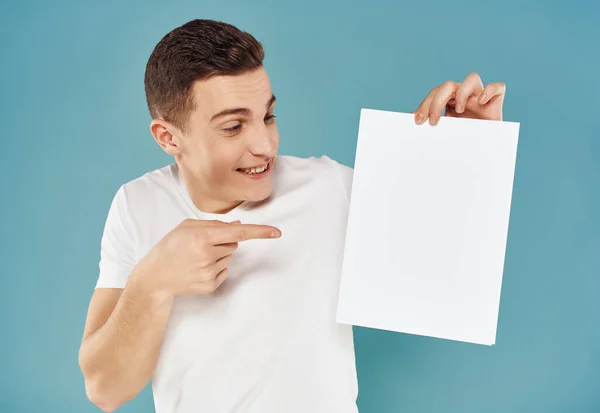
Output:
[165, 67, 279, 209]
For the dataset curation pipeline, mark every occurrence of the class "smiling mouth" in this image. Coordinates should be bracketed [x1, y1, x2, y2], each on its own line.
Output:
[236, 162, 270, 176]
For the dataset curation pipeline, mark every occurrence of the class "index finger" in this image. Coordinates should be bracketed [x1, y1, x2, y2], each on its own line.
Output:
[428, 81, 459, 125]
[209, 224, 282, 245]
[414, 86, 440, 125]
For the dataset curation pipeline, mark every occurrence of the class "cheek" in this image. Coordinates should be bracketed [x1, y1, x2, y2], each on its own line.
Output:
[206, 143, 241, 180]
[271, 126, 280, 147]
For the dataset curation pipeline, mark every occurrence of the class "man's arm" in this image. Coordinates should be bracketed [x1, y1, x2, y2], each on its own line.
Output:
[78, 267, 173, 413]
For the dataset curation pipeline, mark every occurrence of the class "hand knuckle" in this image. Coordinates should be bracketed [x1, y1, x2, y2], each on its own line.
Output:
[193, 230, 209, 245]
[217, 268, 229, 281]
[207, 279, 219, 293]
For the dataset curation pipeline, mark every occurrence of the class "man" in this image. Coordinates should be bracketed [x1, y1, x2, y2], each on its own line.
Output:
[78, 19, 505, 413]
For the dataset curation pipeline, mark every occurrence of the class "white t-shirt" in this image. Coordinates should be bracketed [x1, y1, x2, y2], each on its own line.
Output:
[96, 154, 358, 413]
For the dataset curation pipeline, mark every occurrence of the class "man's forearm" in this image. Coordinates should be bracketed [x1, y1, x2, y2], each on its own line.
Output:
[79, 270, 174, 411]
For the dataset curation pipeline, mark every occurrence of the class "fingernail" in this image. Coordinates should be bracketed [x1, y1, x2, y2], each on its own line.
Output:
[429, 114, 436, 125]
[270, 231, 281, 238]
[455, 104, 462, 113]
[479, 93, 487, 104]
[415, 113, 424, 124]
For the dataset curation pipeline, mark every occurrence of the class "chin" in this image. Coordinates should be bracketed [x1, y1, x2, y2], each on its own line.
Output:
[243, 185, 273, 202]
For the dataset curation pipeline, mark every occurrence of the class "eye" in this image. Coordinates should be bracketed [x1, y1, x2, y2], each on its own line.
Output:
[222, 114, 276, 136]
[223, 124, 242, 135]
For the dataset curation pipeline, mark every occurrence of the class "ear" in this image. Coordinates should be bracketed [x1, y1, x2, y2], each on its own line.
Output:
[150, 118, 183, 156]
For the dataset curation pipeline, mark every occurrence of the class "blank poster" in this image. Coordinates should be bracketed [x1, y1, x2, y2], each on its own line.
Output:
[336, 108, 520, 346]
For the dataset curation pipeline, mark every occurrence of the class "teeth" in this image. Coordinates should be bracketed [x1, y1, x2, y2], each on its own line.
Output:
[240, 164, 268, 174]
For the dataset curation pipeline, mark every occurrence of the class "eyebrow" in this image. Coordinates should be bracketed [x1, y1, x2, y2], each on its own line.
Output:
[209, 94, 277, 123]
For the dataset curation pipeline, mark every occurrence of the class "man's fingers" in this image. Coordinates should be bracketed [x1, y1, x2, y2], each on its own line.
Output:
[414, 86, 439, 125]
[478, 81, 506, 105]
[211, 254, 233, 276]
[200, 219, 240, 227]
[212, 243, 239, 259]
[188, 219, 241, 227]
[209, 224, 282, 245]
[214, 267, 229, 287]
[428, 81, 459, 125]
[455, 73, 484, 113]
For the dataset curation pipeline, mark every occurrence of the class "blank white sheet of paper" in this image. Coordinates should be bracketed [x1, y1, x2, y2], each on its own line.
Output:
[336, 108, 520, 346]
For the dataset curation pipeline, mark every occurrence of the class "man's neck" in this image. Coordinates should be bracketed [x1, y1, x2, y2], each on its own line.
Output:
[191, 196, 244, 215]
[179, 167, 243, 214]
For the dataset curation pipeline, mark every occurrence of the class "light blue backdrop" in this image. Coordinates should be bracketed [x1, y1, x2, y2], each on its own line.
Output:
[1, 0, 598, 412]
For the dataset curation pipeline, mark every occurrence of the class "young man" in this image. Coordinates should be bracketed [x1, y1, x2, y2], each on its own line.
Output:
[78, 19, 506, 413]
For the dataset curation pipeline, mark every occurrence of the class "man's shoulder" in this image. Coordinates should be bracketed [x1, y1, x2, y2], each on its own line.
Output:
[114, 163, 178, 209]
[121, 163, 176, 192]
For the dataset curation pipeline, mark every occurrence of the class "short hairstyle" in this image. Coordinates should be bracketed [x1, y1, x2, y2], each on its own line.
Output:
[144, 19, 265, 133]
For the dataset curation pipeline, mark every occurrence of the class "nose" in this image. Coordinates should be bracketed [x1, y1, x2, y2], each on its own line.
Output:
[248, 123, 277, 158]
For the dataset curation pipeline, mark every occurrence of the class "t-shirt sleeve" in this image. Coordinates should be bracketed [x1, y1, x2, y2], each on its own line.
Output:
[335, 160, 354, 202]
[95, 185, 137, 289]
[321, 155, 354, 202]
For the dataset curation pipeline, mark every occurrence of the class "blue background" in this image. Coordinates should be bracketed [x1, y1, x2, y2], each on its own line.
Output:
[1, 0, 598, 412]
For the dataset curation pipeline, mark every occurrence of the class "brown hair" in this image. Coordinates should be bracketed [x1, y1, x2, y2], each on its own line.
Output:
[144, 19, 265, 133]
